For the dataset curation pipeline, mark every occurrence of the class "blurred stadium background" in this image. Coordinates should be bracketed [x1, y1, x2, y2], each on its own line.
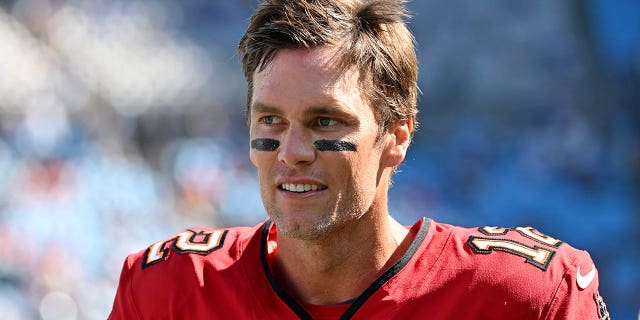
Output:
[0, 0, 637, 319]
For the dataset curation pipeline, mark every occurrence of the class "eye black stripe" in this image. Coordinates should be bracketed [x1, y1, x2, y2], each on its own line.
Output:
[314, 140, 357, 152]
[251, 138, 280, 151]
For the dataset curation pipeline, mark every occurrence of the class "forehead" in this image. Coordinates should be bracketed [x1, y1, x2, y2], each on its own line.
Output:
[281, 47, 336, 69]
[251, 47, 365, 113]
[264, 47, 341, 77]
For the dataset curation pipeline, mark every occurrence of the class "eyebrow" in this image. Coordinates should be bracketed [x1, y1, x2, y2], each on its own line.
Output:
[306, 105, 356, 119]
[251, 102, 359, 124]
[250, 103, 282, 115]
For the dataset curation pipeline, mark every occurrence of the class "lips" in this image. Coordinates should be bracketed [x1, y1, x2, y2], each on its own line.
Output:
[279, 183, 328, 193]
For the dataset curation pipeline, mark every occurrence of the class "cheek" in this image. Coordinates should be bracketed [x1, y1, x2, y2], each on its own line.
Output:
[249, 150, 258, 167]
[251, 153, 274, 194]
[355, 146, 384, 185]
[335, 153, 375, 188]
[249, 149, 275, 172]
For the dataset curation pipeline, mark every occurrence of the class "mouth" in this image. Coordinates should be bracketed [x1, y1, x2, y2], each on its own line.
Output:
[279, 183, 328, 193]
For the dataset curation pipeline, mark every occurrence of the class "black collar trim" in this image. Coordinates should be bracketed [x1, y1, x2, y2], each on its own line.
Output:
[259, 218, 431, 320]
[260, 220, 314, 319]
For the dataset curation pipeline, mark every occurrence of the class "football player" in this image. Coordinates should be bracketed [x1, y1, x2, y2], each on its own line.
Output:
[109, 0, 609, 319]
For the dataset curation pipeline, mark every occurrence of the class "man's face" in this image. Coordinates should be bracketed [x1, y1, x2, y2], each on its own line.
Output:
[249, 47, 397, 240]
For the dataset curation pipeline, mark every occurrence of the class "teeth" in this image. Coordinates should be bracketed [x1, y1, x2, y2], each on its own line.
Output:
[281, 183, 324, 192]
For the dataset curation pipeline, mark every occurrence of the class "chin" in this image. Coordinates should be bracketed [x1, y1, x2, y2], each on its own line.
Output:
[271, 211, 337, 241]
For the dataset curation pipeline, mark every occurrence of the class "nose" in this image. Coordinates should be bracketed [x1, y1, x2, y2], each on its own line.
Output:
[277, 125, 315, 167]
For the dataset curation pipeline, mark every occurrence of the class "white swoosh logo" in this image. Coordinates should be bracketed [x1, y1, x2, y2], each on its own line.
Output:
[576, 264, 596, 289]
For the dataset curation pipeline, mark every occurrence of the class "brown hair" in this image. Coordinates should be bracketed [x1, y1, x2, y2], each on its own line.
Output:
[238, 0, 419, 132]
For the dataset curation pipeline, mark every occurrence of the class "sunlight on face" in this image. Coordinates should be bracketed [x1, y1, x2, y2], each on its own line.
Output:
[249, 47, 390, 240]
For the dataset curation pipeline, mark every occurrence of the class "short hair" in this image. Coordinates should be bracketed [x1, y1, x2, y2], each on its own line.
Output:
[238, 0, 419, 132]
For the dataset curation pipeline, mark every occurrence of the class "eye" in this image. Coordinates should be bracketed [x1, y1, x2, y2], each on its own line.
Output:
[259, 115, 281, 125]
[316, 117, 338, 127]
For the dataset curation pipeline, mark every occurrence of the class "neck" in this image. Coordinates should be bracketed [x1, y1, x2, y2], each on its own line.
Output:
[271, 213, 411, 305]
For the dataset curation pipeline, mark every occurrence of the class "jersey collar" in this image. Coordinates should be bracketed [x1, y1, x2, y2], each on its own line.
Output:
[259, 217, 431, 320]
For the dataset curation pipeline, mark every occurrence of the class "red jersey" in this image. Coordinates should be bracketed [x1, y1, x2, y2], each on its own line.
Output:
[109, 218, 609, 319]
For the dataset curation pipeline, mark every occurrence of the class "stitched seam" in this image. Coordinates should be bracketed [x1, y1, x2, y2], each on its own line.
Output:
[541, 254, 578, 320]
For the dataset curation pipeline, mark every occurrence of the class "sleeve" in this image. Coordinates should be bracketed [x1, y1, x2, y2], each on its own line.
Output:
[543, 250, 610, 320]
[109, 256, 142, 320]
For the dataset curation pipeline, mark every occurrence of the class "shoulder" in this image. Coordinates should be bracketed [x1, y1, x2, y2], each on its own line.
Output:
[119, 223, 264, 286]
[141, 226, 252, 268]
[428, 222, 602, 316]
[435, 223, 590, 273]
[139, 223, 260, 267]
[111, 223, 267, 318]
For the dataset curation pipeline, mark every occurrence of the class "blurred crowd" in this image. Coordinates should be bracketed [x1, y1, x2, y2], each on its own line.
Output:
[0, 0, 637, 319]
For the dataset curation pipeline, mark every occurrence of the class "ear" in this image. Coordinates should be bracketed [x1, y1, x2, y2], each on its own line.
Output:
[381, 117, 414, 168]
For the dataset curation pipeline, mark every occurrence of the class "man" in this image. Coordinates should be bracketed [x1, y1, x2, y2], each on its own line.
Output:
[109, 0, 609, 319]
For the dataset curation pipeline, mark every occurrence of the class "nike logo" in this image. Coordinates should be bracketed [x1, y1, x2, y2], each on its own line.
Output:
[576, 264, 596, 289]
